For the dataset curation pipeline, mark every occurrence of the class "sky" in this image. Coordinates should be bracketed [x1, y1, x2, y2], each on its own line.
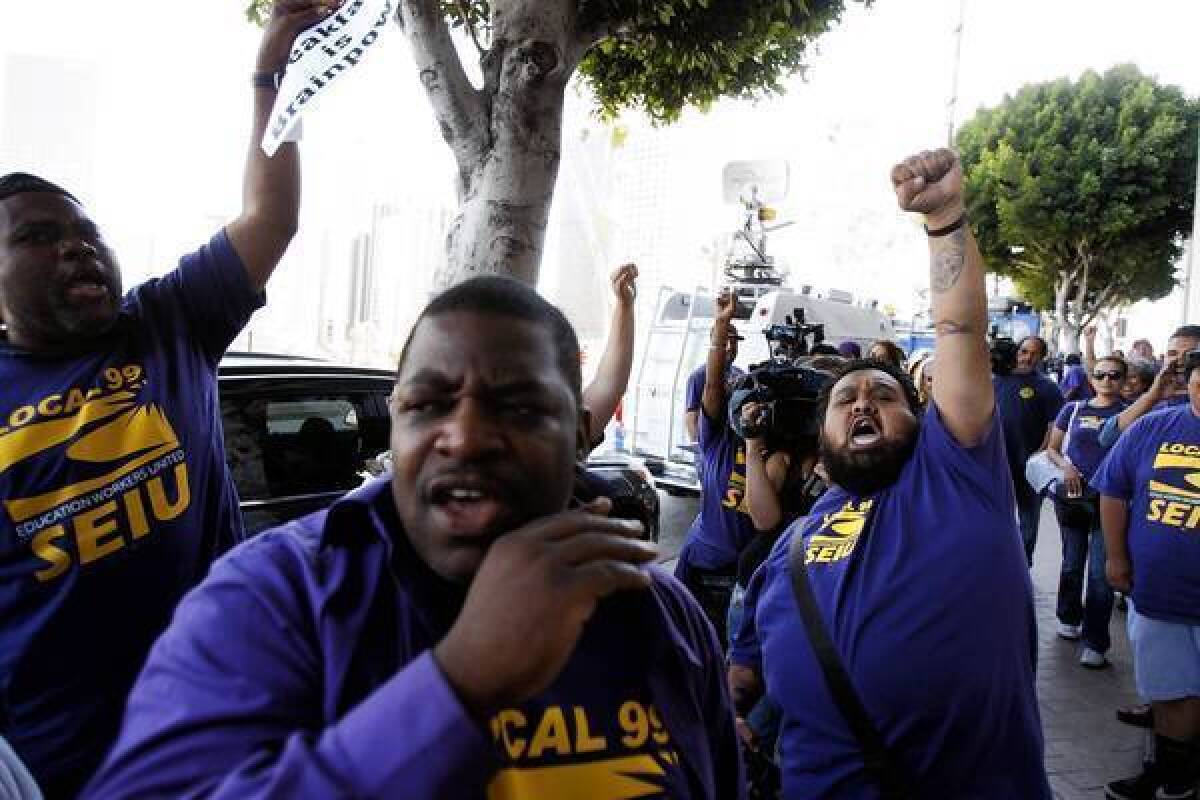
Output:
[0, 0, 1197, 353]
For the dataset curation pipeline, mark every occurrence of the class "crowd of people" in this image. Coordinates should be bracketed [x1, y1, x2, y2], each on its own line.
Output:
[0, 5, 1196, 800]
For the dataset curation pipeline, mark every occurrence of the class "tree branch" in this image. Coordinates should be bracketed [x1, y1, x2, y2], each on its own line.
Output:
[453, 0, 486, 57]
[397, 0, 485, 159]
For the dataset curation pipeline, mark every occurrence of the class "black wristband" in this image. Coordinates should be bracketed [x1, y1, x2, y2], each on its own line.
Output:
[924, 213, 966, 237]
[252, 70, 285, 90]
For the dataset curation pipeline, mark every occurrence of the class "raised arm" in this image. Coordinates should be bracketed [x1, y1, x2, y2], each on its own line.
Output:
[702, 291, 738, 424]
[1115, 356, 1177, 434]
[1082, 326, 1098, 374]
[582, 263, 638, 444]
[741, 419, 789, 532]
[892, 150, 992, 446]
[225, 1, 333, 293]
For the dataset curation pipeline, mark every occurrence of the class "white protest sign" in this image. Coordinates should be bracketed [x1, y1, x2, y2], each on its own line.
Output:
[262, 0, 393, 157]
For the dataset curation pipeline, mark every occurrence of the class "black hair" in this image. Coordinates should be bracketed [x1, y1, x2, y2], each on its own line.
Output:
[1064, 353, 1081, 366]
[868, 340, 907, 369]
[810, 343, 841, 356]
[396, 276, 582, 404]
[815, 357, 923, 423]
[1170, 325, 1200, 342]
[1018, 335, 1048, 361]
[1093, 354, 1128, 377]
[0, 172, 80, 205]
[1127, 358, 1157, 385]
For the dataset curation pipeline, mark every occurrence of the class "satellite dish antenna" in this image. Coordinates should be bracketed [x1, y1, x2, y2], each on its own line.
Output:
[722, 160, 790, 205]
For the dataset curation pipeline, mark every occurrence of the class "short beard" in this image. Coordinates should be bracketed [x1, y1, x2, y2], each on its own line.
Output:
[819, 425, 919, 497]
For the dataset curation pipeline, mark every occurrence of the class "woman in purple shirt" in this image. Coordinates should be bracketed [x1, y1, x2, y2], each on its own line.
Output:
[1046, 355, 1129, 669]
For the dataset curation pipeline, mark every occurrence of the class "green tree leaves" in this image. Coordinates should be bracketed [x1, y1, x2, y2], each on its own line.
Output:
[957, 65, 1198, 331]
[579, 0, 867, 124]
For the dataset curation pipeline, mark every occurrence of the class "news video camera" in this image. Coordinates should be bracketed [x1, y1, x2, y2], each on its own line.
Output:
[763, 308, 826, 361]
[728, 309, 835, 444]
[989, 326, 1018, 376]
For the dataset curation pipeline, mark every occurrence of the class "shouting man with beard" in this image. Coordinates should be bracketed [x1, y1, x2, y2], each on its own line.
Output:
[729, 149, 1050, 798]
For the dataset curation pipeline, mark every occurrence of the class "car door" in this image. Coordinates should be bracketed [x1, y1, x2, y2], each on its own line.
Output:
[220, 373, 393, 535]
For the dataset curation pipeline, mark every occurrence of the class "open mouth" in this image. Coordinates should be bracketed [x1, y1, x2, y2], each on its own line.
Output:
[849, 416, 882, 448]
[64, 280, 111, 302]
[427, 476, 514, 539]
[62, 266, 114, 304]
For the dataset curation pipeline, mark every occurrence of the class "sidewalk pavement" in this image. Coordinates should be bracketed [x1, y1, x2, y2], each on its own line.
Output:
[1031, 499, 1146, 800]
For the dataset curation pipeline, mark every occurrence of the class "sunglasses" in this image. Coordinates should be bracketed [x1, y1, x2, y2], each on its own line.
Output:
[1092, 370, 1125, 381]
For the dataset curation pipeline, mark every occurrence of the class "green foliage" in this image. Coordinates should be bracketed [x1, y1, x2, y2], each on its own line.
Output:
[246, 0, 869, 124]
[956, 64, 1199, 317]
[578, 0, 868, 124]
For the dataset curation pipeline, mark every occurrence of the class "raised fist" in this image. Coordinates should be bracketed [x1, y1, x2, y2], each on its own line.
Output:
[610, 263, 638, 309]
[891, 149, 964, 228]
[715, 289, 737, 324]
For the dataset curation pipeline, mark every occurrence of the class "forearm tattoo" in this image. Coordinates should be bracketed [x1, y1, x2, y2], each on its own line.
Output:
[929, 228, 966, 293]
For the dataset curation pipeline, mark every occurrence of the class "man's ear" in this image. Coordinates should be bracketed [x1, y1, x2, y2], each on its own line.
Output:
[576, 406, 593, 460]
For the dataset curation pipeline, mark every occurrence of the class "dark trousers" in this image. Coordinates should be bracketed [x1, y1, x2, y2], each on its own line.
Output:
[1056, 520, 1114, 652]
[1016, 486, 1043, 566]
[677, 561, 736, 646]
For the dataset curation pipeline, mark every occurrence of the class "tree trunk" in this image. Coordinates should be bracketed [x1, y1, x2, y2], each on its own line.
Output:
[1053, 275, 1072, 354]
[398, 0, 593, 290]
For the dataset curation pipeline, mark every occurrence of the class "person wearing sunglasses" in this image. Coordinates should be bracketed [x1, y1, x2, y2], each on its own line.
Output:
[1044, 356, 1130, 669]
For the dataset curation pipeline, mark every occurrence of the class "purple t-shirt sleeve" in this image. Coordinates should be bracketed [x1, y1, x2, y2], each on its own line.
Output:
[83, 540, 492, 799]
[698, 396, 728, 452]
[1053, 402, 1074, 433]
[917, 402, 1016, 515]
[685, 368, 705, 413]
[131, 230, 265, 367]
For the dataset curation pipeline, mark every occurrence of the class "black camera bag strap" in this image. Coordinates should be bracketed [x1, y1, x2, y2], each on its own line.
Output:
[786, 530, 915, 799]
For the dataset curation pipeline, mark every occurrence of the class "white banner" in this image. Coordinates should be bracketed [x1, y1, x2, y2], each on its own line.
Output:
[261, 0, 393, 156]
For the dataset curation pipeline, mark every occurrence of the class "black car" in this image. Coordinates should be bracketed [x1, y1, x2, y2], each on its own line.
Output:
[218, 353, 658, 541]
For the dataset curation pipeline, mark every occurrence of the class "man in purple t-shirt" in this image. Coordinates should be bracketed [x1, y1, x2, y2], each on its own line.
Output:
[675, 292, 758, 644]
[730, 149, 1049, 798]
[1093, 357, 1200, 798]
[0, 5, 326, 794]
[684, 326, 742, 443]
[85, 278, 742, 799]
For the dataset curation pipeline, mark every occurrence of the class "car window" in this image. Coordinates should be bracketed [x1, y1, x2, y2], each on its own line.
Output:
[222, 385, 384, 504]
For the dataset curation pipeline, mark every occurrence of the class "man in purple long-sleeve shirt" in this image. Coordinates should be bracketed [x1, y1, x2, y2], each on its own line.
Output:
[85, 277, 742, 799]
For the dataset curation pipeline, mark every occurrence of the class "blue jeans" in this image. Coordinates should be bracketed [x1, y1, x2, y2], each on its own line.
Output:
[1016, 488, 1043, 566]
[727, 584, 782, 745]
[1056, 520, 1114, 653]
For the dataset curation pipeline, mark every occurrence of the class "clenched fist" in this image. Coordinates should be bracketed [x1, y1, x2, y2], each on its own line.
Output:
[715, 289, 737, 324]
[610, 263, 638, 309]
[433, 499, 655, 718]
[891, 149, 964, 230]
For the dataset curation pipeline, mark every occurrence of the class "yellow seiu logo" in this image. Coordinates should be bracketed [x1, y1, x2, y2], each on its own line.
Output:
[487, 701, 678, 800]
[806, 499, 874, 565]
[1144, 442, 1200, 533]
[1019, 387, 1036, 400]
[721, 447, 750, 515]
[1, 365, 193, 583]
